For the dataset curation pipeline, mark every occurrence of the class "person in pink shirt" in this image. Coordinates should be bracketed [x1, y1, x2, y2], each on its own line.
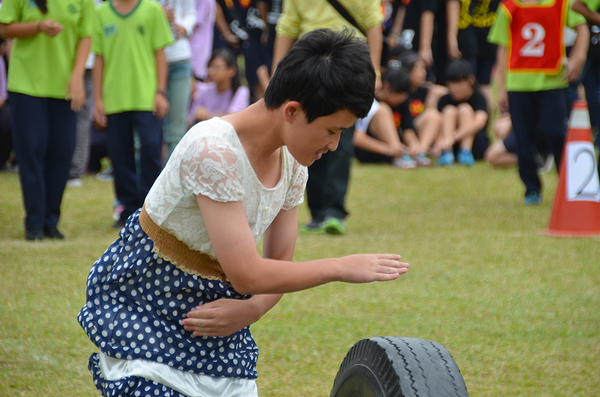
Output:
[189, 0, 216, 81]
[187, 47, 250, 128]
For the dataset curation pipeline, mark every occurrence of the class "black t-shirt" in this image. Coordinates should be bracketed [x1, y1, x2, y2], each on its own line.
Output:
[402, 0, 438, 52]
[437, 88, 487, 113]
[217, 0, 251, 41]
[408, 86, 429, 117]
[391, 100, 415, 132]
[437, 88, 488, 131]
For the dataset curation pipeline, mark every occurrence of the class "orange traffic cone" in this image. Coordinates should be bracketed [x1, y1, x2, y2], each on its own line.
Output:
[539, 100, 600, 237]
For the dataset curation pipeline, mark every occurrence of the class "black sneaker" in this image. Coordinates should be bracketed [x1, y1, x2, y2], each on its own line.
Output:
[44, 227, 65, 239]
[25, 229, 44, 241]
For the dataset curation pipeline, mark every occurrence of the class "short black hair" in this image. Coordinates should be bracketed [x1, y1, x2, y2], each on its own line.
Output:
[445, 60, 474, 82]
[382, 61, 410, 93]
[397, 50, 421, 73]
[264, 28, 375, 123]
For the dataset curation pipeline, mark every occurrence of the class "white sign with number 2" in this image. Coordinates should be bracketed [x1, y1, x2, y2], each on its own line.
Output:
[566, 142, 600, 202]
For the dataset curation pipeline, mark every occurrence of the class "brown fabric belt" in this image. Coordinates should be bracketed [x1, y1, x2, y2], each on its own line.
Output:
[139, 206, 228, 283]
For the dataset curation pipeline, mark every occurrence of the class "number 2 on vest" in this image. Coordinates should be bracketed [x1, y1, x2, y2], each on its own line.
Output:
[520, 22, 545, 57]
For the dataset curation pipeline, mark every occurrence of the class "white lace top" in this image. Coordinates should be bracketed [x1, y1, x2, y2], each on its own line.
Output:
[144, 117, 308, 258]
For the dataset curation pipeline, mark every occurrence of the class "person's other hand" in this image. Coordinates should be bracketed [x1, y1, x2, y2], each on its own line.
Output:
[153, 93, 169, 119]
[418, 47, 434, 68]
[497, 88, 509, 114]
[93, 99, 107, 129]
[172, 24, 186, 39]
[39, 19, 63, 37]
[67, 75, 85, 111]
[183, 298, 260, 337]
[162, 5, 175, 24]
[194, 106, 210, 122]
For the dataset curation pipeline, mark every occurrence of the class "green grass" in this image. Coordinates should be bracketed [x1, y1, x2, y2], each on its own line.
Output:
[1, 162, 598, 396]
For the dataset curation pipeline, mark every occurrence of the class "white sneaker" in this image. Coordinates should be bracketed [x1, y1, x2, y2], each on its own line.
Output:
[67, 178, 82, 187]
[392, 154, 417, 169]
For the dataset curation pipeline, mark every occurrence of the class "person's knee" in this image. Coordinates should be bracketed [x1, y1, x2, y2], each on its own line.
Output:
[442, 105, 458, 118]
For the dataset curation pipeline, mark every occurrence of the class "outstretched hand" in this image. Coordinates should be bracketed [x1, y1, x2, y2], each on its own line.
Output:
[339, 254, 409, 283]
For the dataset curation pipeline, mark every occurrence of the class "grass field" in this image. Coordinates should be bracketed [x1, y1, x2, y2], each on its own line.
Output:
[0, 160, 598, 397]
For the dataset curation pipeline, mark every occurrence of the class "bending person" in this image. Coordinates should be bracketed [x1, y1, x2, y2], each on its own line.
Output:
[77, 29, 409, 397]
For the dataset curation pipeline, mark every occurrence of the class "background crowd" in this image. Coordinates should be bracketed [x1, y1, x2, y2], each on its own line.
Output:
[0, 0, 599, 239]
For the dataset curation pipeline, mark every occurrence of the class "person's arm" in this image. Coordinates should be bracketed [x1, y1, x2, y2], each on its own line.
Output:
[215, 2, 239, 47]
[566, 22, 589, 83]
[446, 0, 461, 60]
[196, 195, 408, 295]
[182, 206, 301, 337]
[66, 37, 91, 111]
[419, 10, 435, 67]
[0, 19, 63, 38]
[176, 0, 197, 38]
[153, 47, 169, 119]
[353, 130, 403, 157]
[572, 0, 600, 25]
[366, 24, 383, 91]
[271, 34, 295, 74]
[386, 5, 405, 48]
[495, 45, 508, 113]
[92, 54, 107, 128]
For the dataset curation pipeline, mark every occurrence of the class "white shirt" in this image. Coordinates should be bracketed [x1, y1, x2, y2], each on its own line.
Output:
[144, 117, 308, 257]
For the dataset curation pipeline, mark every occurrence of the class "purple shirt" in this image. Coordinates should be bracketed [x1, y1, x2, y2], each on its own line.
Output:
[0, 57, 7, 100]
[189, 0, 216, 79]
[187, 81, 250, 125]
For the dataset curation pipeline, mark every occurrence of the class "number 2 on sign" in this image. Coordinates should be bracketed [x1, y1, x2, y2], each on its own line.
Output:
[567, 142, 600, 202]
[520, 23, 545, 57]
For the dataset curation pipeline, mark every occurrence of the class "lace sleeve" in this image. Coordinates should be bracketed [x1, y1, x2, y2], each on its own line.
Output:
[282, 159, 308, 211]
[179, 134, 245, 202]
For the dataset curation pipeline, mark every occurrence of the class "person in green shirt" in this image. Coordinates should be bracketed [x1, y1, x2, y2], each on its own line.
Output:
[487, 0, 588, 205]
[91, 0, 173, 229]
[0, 0, 94, 240]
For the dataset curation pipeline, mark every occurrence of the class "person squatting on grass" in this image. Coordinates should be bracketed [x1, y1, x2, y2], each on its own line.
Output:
[77, 29, 409, 397]
[353, 61, 429, 169]
[436, 59, 490, 166]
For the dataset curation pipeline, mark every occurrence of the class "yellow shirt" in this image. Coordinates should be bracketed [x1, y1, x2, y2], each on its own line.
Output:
[276, 0, 383, 40]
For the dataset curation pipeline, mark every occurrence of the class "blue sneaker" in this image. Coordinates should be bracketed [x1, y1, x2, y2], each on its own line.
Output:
[524, 192, 542, 205]
[457, 149, 475, 166]
[437, 151, 455, 166]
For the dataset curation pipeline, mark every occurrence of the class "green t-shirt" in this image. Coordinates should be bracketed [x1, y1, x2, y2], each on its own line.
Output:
[487, 0, 586, 91]
[581, 0, 600, 11]
[93, 0, 173, 114]
[0, 0, 95, 98]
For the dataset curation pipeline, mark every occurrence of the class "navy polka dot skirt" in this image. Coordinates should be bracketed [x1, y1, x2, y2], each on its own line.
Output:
[78, 210, 259, 395]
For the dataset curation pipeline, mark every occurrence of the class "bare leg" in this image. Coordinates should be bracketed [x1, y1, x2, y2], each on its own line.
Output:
[484, 140, 517, 167]
[434, 105, 458, 156]
[456, 104, 477, 150]
[414, 108, 442, 154]
[368, 102, 405, 153]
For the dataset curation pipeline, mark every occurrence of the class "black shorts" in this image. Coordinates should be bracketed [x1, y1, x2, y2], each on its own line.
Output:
[503, 132, 518, 155]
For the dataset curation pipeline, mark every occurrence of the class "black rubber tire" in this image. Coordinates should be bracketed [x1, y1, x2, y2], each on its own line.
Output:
[330, 336, 469, 397]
